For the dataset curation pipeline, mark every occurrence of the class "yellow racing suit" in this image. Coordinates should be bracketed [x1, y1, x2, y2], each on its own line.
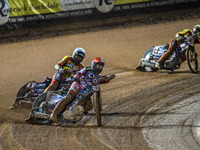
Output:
[44, 56, 84, 92]
[158, 29, 193, 67]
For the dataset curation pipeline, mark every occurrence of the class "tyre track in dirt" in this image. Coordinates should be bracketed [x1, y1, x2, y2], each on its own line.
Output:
[3, 60, 200, 150]
[141, 94, 200, 150]
[0, 123, 25, 150]
[88, 68, 200, 150]
[7, 69, 196, 150]
[130, 71, 200, 150]
[11, 123, 113, 150]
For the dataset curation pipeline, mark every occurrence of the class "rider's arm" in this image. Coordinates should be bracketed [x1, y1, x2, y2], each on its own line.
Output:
[194, 34, 200, 44]
[100, 78, 111, 84]
[55, 56, 71, 70]
[179, 29, 192, 36]
[176, 29, 192, 40]
[78, 64, 85, 70]
[194, 38, 200, 44]
[74, 68, 86, 79]
[100, 75, 116, 84]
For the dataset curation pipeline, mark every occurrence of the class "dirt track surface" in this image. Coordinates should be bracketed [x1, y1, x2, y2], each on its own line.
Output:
[1, 9, 200, 150]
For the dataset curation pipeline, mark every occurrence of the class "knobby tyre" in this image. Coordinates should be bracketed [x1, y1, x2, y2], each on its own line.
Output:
[93, 92, 101, 127]
[13, 84, 29, 108]
[32, 93, 51, 125]
[142, 47, 154, 58]
[142, 48, 158, 72]
[187, 48, 198, 73]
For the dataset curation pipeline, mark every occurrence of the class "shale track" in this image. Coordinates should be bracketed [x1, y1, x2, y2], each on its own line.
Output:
[1, 8, 200, 150]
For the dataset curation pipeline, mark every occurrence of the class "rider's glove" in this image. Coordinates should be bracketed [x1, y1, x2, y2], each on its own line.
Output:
[74, 77, 79, 82]
[74, 77, 84, 82]
[58, 68, 67, 74]
[79, 77, 84, 81]
[176, 36, 184, 42]
[109, 74, 116, 80]
[185, 36, 193, 42]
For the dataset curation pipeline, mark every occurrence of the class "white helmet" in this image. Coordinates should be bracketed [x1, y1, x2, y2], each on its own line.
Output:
[72, 48, 86, 65]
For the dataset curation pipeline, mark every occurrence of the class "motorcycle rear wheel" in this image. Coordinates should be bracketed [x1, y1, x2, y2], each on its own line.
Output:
[32, 93, 51, 125]
[142, 47, 158, 72]
[10, 84, 29, 108]
[93, 92, 101, 127]
[187, 48, 198, 73]
[142, 47, 154, 58]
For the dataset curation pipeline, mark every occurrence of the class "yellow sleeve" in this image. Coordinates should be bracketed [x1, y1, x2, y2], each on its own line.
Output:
[55, 56, 71, 70]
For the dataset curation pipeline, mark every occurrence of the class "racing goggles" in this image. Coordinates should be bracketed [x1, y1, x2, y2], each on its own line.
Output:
[95, 63, 104, 70]
[75, 55, 84, 61]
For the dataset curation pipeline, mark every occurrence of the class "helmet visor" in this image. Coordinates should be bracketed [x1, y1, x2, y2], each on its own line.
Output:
[95, 63, 104, 70]
[75, 55, 84, 61]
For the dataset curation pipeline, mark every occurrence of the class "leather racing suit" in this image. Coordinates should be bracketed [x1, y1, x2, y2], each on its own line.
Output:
[51, 66, 114, 123]
[158, 29, 194, 68]
[44, 56, 84, 92]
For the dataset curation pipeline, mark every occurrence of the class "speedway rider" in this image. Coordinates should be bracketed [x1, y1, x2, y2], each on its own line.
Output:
[43, 47, 86, 92]
[51, 57, 116, 124]
[157, 25, 200, 69]
[26, 48, 85, 122]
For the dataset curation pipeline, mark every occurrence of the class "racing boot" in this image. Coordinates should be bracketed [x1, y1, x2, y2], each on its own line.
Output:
[43, 83, 58, 93]
[25, 113, 33, 121]
[155, 62, 164, 70]
[51, 94, 73, 124]
[157, 39, 178, 69]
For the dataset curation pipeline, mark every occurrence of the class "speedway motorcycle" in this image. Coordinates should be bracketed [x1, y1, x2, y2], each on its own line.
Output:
[10, 70, 76, 109]
[136, 34, 199, 73]
[31, 74, 115, 126]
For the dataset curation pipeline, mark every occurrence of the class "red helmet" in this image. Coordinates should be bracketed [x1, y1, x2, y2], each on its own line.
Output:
[91, 57, 104, 74]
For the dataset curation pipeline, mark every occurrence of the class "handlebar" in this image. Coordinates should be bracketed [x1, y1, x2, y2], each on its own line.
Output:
[182, 34, 199, 48]
[66, 69, 79, 73]
[65, 74, 116, 83]
[80, 74, 115, 80]
[58, 68, 79, 75]
[185, 33, 199, 44]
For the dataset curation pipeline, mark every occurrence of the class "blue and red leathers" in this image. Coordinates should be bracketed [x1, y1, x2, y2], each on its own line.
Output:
[68, 66, 111, 97]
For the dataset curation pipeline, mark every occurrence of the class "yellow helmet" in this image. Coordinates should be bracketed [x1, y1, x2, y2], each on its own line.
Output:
[193, 25, 200, 34]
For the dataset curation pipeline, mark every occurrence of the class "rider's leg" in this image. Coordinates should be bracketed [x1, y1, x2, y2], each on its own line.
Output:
[194, 38, 200, 44]
[51, 93, 74, 123]
[26, 72, 65, 122]
[51, 82, 80, 123]
[43, 82, 59, 93]
[43, 72, 65, 93]
[157, 39, 178, 69]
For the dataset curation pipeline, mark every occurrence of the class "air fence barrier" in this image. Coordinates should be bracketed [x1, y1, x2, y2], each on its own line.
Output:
[0, 0, 199, 30]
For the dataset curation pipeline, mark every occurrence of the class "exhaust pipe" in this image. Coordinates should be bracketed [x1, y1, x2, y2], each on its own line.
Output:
[34, 112, 50, 120]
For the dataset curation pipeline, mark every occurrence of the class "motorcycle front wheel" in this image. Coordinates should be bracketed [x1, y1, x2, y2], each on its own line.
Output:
[187, 48, 198, 73]
[93, 92, 101, 127]
[32, 93, 51, 125]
